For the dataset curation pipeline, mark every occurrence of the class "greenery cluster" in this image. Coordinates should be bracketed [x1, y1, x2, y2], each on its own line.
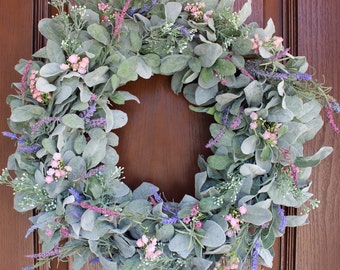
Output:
[0, 0, 338, 269]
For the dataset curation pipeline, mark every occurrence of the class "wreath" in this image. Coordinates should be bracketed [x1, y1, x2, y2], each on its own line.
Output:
[1, 0, 339, 269]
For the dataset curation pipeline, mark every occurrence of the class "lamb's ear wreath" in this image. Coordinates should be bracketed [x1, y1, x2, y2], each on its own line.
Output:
[1, 0, 338, 269]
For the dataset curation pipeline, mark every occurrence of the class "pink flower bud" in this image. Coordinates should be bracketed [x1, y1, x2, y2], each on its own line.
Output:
[53, 152, 62, 161]
[67, 54, 79, 64]
[239, 205, 247, 215]
[45, 175, 54, 184]
[60, 63, 69, 71]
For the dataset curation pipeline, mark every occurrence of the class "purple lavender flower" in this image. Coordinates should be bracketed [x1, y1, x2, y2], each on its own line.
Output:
[88, 118, 107, 128]
[128, 7, 138, 16]
[22, 266, 33, 270]
[277, 206, 287, 232]
[162, 203, 171, 212]
[18, 143, 42, 153]
[2, 131, 19, 140]
[251, 240, 260, 270]
[68, 188, 83, 202]
[295, 73, 312, 81]
[89, 257, 100, 263]
[31, 116, 61, 135]
[18, 136, 25, 144]
[150, 187, 163, 203]
[205, 127, 226, 148]
[229, 106, 244, 129]
[162, 216, 180, 224]
[89, 257, 112, 263]
[175, 24, 191, 36]
[82, 164, 106, 178]
[206, 106, 230, 148]
[26, 245, 60, 259]
[330, 100, 340, 113]
[139, 0, 157, 14]
[79, 103, 96, 120]
[245, 60, 288, 80]
[272, 47, 290, 60]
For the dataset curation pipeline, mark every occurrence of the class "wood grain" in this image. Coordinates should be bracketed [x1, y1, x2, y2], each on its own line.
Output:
[0, 1, 35, 269]
[295, 1, 340, 269]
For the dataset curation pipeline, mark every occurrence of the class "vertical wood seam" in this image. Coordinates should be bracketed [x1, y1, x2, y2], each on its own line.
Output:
[282, 1, 298, 270]
[32, 0, 50, 53]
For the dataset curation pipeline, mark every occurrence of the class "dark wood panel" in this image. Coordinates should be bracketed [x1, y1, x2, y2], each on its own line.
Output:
[295, 1, 340, 269]
[115, 75, 212, 201]
[0, 1, 36, 269]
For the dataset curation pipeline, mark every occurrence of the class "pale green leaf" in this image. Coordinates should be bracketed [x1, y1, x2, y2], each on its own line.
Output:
[294, 146, 333, 167]
[239, 163, 266, 178]
[82, 137, 108, 168]
[168, 234, 194, 258]
[36, 77, 57, 92]
[242, 205, 272, 226]
[87, 23, 111, 45]
[241, 135, 257, 155]
[201, 220, 226, 247]
[38, 18, 65, 43]
[238, 0, 252, 25]
[165, 2, 182, 22]
[160, 55, 190, 75]
[62, 114, 84, 129]
[83, 66, 110, 87]
[195, 86, 218, 105]
[46, 40, 65, 63]
[80, 209, 98, 231]
[194, 43, 223, 67]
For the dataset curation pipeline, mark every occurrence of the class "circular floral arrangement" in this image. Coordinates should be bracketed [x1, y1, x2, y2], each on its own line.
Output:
[1, 0, 339, 269]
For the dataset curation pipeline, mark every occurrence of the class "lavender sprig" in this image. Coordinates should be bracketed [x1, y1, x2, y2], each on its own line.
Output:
[245, 60, 288, 80]
[206, 106, 230, 148]
[162, 216, 180, 224]
[79, 103, 96, 122]
[150, 187, 163, 203]
[26, 245, 60, 259]
[251, 240, 260, 270]
[329, 99, 340, 113]
[277, 206, 287, 232]
[82, 164, 106, 178]
[68, 187, 83, 202]
[88, 118, 107, 128]
[31, 116, 61, 135]
[295, 73, 312, 81]
[18, 143, 42, 153]
[2, 131, 19, 140]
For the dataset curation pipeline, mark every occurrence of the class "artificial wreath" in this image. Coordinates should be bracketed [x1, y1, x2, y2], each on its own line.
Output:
[1, 0, 339, 269]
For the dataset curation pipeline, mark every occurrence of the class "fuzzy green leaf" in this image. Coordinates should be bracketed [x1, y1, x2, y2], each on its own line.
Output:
[160, 55, 190, 75]
[62, 114, 84, 129]
[87, 23, 111, 45]
[194, 43, 223, 67]
[83, 66, 110, 87]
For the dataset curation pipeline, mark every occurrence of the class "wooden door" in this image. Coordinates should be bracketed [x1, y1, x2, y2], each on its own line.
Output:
[0, 1, 35, 269]
[0, 1, 339, 269]
[294, 1, 340, 269]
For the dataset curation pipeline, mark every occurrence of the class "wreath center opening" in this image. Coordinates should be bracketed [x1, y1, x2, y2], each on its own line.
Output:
[115, 75, 212, 200]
